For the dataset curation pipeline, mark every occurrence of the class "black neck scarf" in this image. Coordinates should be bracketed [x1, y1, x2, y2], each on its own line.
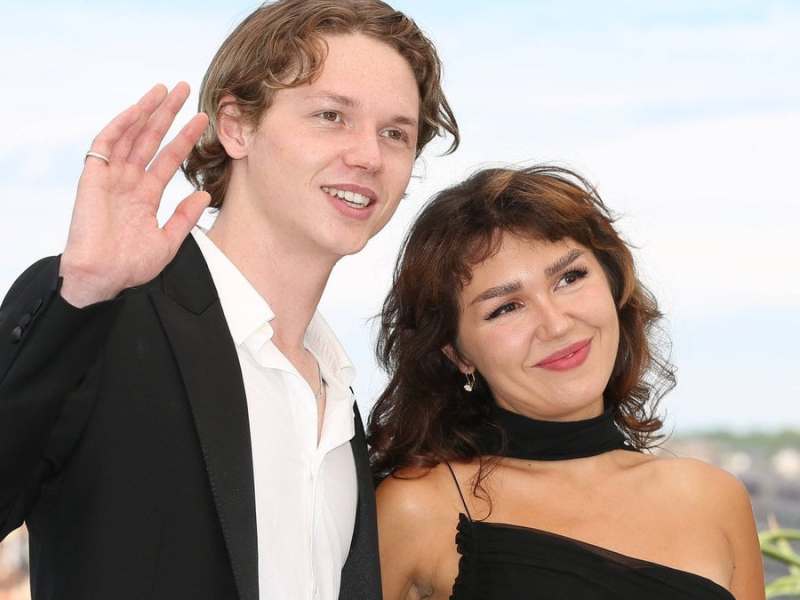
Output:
[477, 403, 637, 461]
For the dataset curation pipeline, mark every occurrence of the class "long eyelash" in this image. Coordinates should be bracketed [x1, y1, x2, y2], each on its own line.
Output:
[486, 302, 516, 321]
[563, 267, 589, 282]
[484, 268, 589, 320]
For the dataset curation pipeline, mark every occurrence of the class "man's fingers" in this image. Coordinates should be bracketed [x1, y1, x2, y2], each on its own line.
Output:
[110, 84, 169, 161]
[83, 85, 169, 180]
[85, 102, 143, 166]
[147, 112, 210, 188]
[89, 85, 166, 157]
[127, 82, 192, 169]
[162, 191, 212, 256]
[136, 83, 169, 108]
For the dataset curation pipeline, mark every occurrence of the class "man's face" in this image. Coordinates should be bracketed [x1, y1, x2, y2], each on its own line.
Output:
[239, 33, 420, 259]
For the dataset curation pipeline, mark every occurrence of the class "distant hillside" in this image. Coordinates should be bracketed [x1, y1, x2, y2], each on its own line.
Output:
[676, 430, 800, 453]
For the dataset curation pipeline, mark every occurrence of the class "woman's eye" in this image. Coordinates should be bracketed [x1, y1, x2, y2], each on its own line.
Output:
[556, 268, 589, 289]
[487, 302, 518, 320]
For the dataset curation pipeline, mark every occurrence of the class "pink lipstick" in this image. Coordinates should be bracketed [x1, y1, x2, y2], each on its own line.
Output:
[535, 338, 592, 372]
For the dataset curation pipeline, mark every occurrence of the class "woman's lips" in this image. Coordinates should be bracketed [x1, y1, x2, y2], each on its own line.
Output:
[535, 338, 592, 371]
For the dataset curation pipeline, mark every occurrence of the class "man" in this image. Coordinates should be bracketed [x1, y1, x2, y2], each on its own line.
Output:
[0, 1, 458, 598]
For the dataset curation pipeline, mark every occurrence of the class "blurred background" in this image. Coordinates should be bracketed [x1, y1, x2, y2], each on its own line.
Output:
[1, 1, 798, 597]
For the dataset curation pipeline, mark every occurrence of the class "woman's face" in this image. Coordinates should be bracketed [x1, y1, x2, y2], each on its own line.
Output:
[450, 232, 620, 421]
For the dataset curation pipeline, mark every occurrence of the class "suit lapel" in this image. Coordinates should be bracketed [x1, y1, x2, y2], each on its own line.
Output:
[150, 236, 259, 600]
[340, 401, 382, 599]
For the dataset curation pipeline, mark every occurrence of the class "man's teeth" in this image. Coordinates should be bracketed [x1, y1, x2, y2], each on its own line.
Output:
[321, 186, 371, 208]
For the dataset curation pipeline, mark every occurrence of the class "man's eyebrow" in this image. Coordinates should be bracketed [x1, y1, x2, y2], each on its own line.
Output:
[306, 91, 418, 128]
[469, 280, 522, 306]
[544, 249, 584, 277]
[391, 115, 418, 129]
[305, 92, 359, 108]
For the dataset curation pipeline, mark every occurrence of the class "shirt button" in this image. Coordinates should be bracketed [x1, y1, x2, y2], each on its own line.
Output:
[11, 326, 23, 343]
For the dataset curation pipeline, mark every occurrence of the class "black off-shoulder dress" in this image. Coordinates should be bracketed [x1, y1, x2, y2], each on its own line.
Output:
[444, 463, 735, 600]
[434, 400, 740, 599]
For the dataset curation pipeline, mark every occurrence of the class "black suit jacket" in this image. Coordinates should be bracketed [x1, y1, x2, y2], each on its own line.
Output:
[0, 237, 381, 600]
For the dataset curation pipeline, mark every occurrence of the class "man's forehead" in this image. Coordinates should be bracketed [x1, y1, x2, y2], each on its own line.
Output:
[314, 35, 418, 92]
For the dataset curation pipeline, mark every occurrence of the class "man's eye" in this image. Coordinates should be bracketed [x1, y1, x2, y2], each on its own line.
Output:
[318, 111, 342, 122]
[380, 128, 407, 142]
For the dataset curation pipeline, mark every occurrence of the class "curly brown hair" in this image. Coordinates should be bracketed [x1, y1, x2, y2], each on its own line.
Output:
[182, 0, 459, 209]
[368, 165, 675, 483]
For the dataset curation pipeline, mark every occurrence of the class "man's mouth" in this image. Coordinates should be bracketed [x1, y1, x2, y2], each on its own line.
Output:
[321, 186, 372, 209]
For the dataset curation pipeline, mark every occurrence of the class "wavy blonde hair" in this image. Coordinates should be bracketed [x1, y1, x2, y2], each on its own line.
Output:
[183, 0, 459, 208]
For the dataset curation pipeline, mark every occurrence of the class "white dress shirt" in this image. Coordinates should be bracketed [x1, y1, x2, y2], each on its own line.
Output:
[192, 228, 358, 600]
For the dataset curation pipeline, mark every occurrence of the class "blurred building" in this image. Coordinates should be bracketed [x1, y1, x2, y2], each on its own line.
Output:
[663, 432, 800, 587]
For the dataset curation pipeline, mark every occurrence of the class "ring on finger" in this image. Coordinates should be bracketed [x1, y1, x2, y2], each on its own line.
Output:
[85, 150, 111, 165]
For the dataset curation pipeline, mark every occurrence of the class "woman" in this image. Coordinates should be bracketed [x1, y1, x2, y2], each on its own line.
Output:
[368, 166, 764, 599]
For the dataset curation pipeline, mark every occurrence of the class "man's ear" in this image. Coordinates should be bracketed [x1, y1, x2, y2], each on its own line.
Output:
[442, 344, 474, 374]
[216, 95, 249, 160]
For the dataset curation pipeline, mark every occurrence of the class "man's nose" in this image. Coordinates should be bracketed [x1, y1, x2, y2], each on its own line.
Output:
[342, 127, 383, 172]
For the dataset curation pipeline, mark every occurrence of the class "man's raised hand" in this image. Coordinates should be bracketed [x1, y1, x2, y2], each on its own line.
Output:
[60, 83, 211, 308]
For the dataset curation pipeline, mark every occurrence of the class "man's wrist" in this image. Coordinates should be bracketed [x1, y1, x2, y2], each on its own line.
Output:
[59, 260, 122, 308]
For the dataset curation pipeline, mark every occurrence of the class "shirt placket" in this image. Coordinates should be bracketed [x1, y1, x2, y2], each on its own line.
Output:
[309, 453, 321, 600]
[294, 374, 321, 600]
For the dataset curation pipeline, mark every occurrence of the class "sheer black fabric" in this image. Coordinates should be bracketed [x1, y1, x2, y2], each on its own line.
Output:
[450, 512, 734, 600]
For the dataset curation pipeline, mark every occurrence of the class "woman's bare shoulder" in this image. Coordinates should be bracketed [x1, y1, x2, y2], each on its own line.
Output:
[376, 461, 470, 584]
[631, 454, 763, 596]
[632, 454, 753, 523]
[377, 461, 474, 523]
[637, 454, 746, 494]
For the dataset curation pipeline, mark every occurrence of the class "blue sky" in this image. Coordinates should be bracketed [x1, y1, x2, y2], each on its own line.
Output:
[1, 1, 798, 433]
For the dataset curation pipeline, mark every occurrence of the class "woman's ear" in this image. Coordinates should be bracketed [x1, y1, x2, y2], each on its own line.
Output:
[216, 95, 250, 160]
[442, 344, 474, 374]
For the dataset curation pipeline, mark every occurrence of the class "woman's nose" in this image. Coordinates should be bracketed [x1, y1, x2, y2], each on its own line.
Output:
[534, 297, 574, 341]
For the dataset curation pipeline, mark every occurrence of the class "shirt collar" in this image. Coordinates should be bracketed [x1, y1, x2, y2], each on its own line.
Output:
[191, 227, 273, 346]
[305, 311, 356, 389]
[191, 227, 356, 389]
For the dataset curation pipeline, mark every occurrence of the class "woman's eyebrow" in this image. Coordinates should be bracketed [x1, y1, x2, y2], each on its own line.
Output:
[469, 281, 522, 306]
[469, 249, 584, 306]
[544, 249, 583, 277]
